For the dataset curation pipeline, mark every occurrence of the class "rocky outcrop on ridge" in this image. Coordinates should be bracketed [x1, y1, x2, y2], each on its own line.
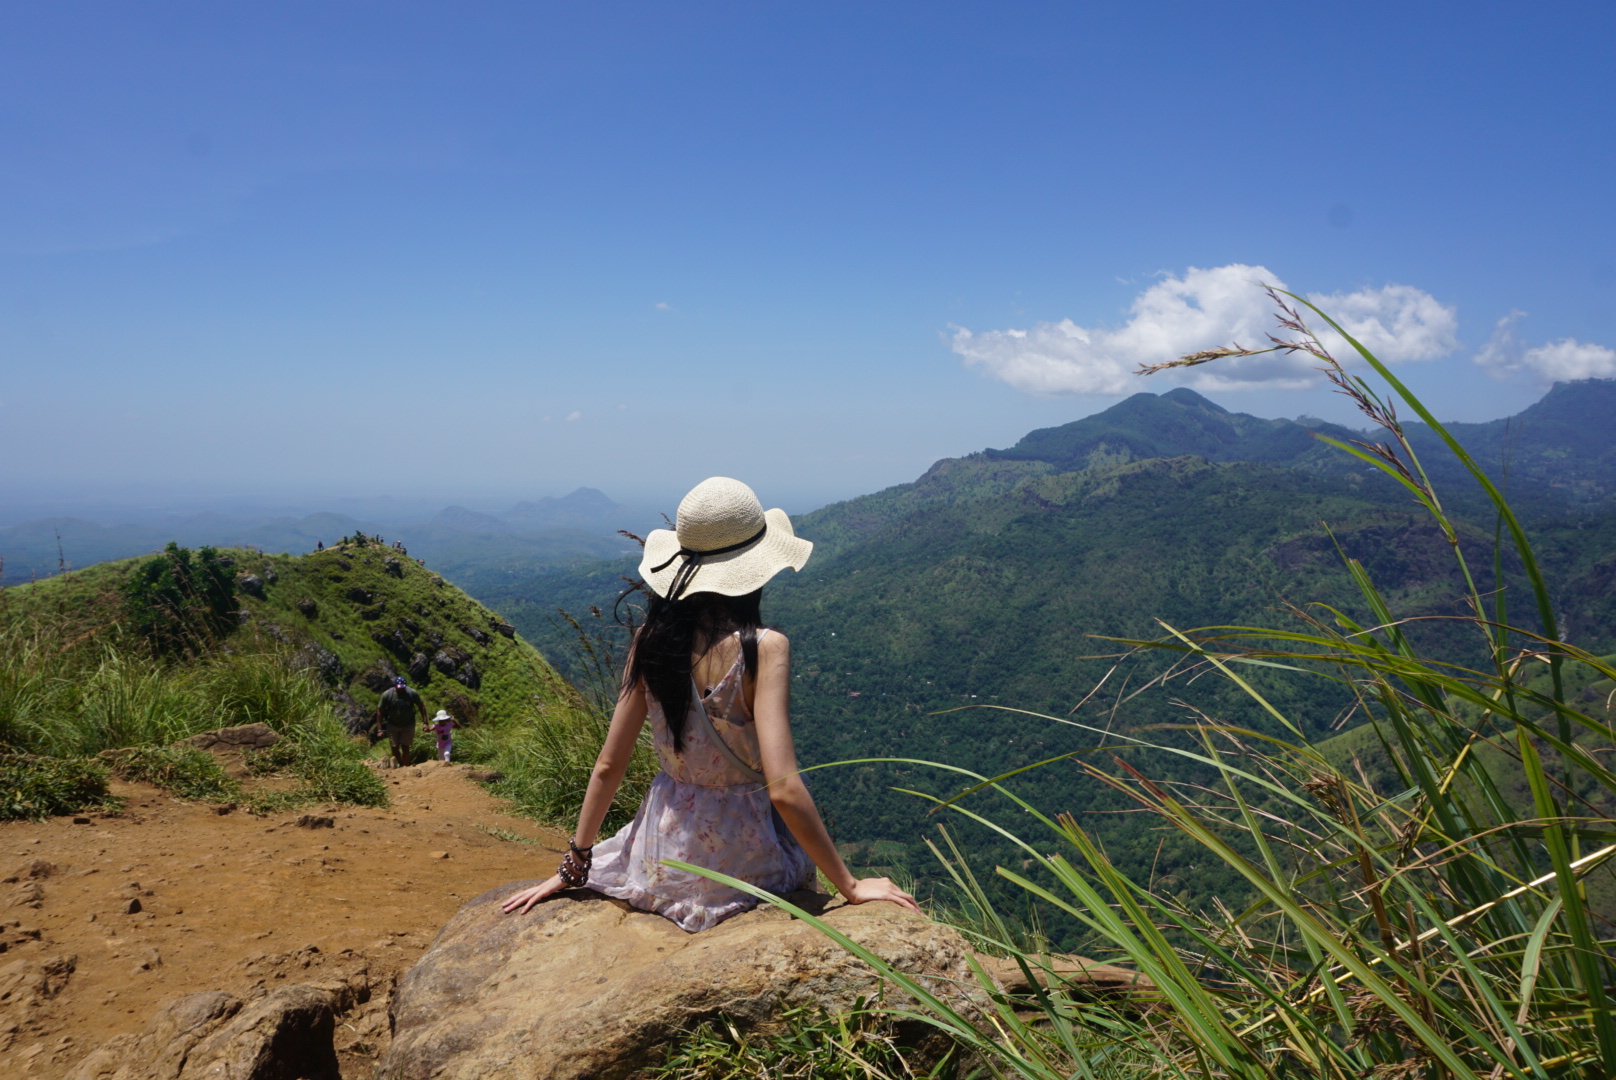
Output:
[176, 723, 281, 754]
[376, 885, 980, 1080]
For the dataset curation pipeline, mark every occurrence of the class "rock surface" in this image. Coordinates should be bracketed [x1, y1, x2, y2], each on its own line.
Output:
[177, 723, 281, 754]
[2, 858, 57, 883]
[377, 886, 979, 1080]
[68, 984, 341, 1080]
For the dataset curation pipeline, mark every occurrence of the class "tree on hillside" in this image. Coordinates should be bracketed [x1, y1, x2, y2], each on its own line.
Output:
[122, 542, 238, 654]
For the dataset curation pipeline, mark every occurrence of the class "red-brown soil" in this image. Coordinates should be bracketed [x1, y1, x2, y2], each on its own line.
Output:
[0, 761, 564, 1078]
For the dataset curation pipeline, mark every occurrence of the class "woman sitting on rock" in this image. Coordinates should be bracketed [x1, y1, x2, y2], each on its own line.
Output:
[502, 477, 919, 932]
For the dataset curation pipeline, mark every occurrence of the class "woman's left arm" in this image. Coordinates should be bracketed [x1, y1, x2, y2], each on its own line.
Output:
[753, 633, 920, 913]
[502, 681, 649, 914]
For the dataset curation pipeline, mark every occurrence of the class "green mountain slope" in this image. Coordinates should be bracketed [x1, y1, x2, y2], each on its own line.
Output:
[763, 460, 1609, 859]
[985, 380, 1616, 512]
[1401, 378, 1616, 508]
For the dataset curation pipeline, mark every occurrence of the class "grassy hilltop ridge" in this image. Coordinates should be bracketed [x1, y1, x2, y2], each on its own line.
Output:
[1, 538, 652, 831]
[3, 539, 581, 730]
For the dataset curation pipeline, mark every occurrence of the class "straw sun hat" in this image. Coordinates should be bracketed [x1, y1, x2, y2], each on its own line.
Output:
[640, 477, 812, 599]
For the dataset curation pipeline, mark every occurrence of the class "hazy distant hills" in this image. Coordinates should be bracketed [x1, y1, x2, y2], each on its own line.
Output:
[503, 487, 624, 532]
[0, 487, 639, 586]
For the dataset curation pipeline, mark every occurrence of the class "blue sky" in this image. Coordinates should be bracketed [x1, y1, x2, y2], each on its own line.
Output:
[3, 2, 1613, 515]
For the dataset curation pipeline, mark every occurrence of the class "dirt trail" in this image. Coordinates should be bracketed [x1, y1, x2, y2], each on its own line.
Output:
[0, 761, 564, 1078]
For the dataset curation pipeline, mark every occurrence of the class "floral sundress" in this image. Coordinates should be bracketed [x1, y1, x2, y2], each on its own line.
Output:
[586, 629, 815, 932]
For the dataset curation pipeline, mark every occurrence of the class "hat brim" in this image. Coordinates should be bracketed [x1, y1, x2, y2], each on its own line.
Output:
[640, 507, 812, 598]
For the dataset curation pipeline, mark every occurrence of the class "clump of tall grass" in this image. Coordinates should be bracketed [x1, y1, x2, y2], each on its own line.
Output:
[447, 602, 655, 830]
[0, 618, 342, 758]
[0, 754, 119, 821]
[101, 745, 240, 803]
[244, 736, 388, 809]
[654, 996, 962, 1080]
[471, 697, 657, 832]
[0, 607, 386, 813]
[687, 291, 1616, 1080]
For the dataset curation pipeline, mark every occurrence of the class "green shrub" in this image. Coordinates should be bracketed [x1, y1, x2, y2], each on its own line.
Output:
[244, 737, 388, 810]
[98, 745, 240, 803]
[0, 754, 119, 821]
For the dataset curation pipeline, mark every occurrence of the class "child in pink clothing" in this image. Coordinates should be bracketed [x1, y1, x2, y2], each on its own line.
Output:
[427, 710, 460, 762]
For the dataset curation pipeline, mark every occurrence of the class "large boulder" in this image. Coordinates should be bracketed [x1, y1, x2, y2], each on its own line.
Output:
[377, 886, 979, 1080]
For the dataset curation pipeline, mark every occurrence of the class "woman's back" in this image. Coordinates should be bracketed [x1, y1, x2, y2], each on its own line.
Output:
[648, 630, 768, 787]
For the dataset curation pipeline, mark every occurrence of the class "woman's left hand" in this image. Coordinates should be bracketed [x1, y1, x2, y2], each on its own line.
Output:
[501, 874, 567, 914]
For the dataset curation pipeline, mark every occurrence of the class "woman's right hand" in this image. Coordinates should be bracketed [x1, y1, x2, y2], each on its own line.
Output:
[501, 874, 567, 915]
[843, 876, 922, 914]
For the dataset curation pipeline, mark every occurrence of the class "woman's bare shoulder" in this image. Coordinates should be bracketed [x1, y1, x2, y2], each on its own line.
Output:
[759, 628, 791, 655]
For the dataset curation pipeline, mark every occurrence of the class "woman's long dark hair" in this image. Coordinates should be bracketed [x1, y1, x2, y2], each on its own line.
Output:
[627, 588, 762, 752]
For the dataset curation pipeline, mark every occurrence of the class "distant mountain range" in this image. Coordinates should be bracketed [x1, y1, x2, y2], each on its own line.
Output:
[0, 487, 641, 586]
[989, 378, 1616, 508]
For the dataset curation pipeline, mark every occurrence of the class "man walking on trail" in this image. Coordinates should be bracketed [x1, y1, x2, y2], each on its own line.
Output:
[375, 676, 427, 768]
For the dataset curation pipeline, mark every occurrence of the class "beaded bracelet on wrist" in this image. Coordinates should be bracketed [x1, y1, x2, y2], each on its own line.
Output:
[557, 838, 592, 888]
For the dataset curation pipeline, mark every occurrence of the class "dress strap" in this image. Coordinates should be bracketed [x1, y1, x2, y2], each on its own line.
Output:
[686, 675, 766, 783]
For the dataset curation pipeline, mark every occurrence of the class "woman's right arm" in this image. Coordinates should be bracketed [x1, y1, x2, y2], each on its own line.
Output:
[501, 681, 649, 914]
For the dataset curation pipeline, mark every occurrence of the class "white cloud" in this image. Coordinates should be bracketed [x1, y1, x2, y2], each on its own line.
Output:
[950, 264, 1457, 395]
[1311, 283, 1457, 364]
[1472, 310, 1616, 382]
[654, 301, 675, 312]
[565, 410, 582, 421]
[1526, 340, 1616, 380]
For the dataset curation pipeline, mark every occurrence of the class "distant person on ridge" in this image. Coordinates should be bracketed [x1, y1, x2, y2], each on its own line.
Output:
[503, 476, 919, 931]
[375, 676, 426, 768]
